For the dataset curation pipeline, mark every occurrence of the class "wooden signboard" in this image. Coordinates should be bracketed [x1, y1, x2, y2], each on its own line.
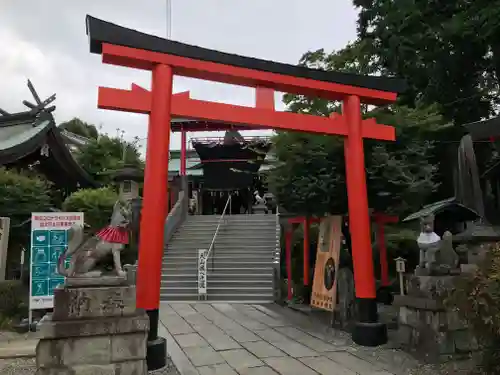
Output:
[311, 216, 342, 311]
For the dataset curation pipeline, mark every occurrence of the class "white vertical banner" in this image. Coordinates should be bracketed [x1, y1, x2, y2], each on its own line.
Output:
[29, 212, 84, 310]
[198, 249, 208, 295]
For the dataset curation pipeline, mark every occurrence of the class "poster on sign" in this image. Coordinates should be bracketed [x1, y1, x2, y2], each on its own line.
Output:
[311, 216, 342, 311]
[29, 212, 84, 310]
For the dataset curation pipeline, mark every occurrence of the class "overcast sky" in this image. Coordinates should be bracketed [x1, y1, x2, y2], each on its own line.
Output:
[0, 0, 358, 150]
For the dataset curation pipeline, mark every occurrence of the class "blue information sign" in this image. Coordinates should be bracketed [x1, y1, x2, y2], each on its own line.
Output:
[29, 213, 84, 310]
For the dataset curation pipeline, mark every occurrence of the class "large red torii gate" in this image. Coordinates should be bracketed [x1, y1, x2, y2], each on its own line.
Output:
[86, 15, 406, 368]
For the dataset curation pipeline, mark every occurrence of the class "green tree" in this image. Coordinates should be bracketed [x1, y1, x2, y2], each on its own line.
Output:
[76, 135, 143, 184]
[62, 187, 118, 231]
[270, 44, 443, 217]
[59, 118, 99, 139]
[353, 0, 500, 124]
[268, 104, 442, 217]
[0, 168, 52, 268]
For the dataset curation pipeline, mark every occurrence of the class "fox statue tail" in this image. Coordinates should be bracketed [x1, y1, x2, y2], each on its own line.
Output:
[57, 223, 85, 277]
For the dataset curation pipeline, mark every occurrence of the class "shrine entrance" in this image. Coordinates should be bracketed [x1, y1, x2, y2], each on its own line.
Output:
[86, 15, 406, 369]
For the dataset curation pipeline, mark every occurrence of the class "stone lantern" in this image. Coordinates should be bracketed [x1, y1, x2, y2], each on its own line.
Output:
[111, 164, 143, 277]
[111, 164, 143, 202]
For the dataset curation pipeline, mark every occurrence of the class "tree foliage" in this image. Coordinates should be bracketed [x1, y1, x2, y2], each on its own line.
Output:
[0, 168, 52, 238]
[62, 187, 118, 231]
[269, 44, 444, 217]
[445, 243, 500, 373]
[0, 168, 52, 274]
[75, 135, 143, 185]
[59, 118, 99, 140]
[353, 0, 500, 124]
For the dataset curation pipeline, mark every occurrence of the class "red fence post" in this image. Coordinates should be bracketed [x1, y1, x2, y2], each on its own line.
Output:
[285, 227, 293, 301]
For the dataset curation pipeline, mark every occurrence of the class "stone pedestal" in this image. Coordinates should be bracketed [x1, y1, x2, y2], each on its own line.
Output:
[394, 275, 478, 363]
[36, 279, 149, 374]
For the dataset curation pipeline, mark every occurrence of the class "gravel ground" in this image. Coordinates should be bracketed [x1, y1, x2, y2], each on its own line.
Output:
[0, 357, 181, 375]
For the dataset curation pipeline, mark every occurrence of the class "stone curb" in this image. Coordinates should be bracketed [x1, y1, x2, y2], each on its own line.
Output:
[0, 339, 38, 359]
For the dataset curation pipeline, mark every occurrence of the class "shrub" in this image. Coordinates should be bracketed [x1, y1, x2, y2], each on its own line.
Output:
[0, 168, 52, 271]
[0, 280, 26, 317]
[445, 242, 500, 374]
[0, 168, 52, 225]
[62, 187, 118, 231]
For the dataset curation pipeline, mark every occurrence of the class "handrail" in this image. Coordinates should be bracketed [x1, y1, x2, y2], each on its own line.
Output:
[207, 193, 232, 271]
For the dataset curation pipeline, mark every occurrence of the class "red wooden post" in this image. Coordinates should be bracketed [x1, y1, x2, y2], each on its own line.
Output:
[180, 126, 187, 176]
[285, 227, 293, 301]
[377, 222, 390, 287]
[372, 213, 398, 288]
[343, 95, 380, 338]
[303, 217, 310, 286]
[136, 64, 173, 321]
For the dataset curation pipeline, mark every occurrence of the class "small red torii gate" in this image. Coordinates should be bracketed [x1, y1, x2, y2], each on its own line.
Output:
[284, 213, 399, 302]
[85, 16, 406, 365]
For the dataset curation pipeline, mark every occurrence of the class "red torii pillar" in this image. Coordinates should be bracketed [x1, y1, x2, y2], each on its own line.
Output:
[180, 125, 187, 176]
[284, 216, 321, 302]
[372, 213, 399, 288]
[285, 213, 397, 303]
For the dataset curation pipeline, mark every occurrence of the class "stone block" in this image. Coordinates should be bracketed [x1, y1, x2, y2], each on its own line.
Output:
[405, 275, 459, 299]
[453, 330, 479, 352]
[38, 312, 149, 339]
[403, 307, 420, 328]
[35, 361, 146, 375]
[446, 310, 468, 331]
[398, 306, 408, 325]
[393, 295, 445, 311]
[436, 332, 455, 355]
[460, 264, 478, 274]
[53, 285, 136, 320]
[64, 276, 127, 287]
[396, 325, 412, 345]
[110, 332, 147, 362]
[37, 335, 112, 367]
[115, 360, 148, 375]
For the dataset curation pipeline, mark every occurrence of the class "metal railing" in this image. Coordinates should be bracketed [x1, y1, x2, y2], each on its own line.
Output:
[198, 193, 232, 300]
[208, 193, 232, 271]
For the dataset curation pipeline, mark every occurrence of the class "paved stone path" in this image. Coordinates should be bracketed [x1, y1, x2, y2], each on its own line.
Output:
[158, 303, 426, 375]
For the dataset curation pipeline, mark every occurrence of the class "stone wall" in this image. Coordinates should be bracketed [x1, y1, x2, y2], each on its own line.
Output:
[394, 275, 478, 363]
[36, 282, 149, 374]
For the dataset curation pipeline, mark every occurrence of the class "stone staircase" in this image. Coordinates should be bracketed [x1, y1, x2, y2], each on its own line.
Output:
[160, 214, 279, 302]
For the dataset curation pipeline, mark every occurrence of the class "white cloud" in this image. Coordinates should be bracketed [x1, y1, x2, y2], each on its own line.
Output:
[0, 0, 358, 149]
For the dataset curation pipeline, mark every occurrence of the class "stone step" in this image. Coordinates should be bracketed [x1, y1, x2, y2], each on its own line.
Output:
[180, 222, 277, 228]
[163, 255, 276, 262]
[161, 267, 274, 275]
[163, 261, 273, 269]
[160, 293, 274, 303]
[161, 273, 273, 281]
[165, 248, 278, 255]
[183, 215, 276, 222]
[168, 237, 276, 245]
[161, 279, 273, 287]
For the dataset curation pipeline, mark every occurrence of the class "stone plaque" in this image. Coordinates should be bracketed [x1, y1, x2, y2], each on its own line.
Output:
[53, 285, 136, 321]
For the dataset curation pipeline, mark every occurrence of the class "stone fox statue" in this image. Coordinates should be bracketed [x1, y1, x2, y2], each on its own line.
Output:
[57, 200, 132, 278]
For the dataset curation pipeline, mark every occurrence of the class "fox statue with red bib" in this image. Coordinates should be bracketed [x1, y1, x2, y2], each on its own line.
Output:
[58, 199, 132, 278]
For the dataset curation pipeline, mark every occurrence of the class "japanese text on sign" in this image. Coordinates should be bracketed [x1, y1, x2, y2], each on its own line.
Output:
[29, 212, 84, 310]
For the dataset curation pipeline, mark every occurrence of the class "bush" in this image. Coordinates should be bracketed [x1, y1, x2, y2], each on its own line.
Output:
[62, 187, 118, 231]
[0, 168, 52, 271]
[0, 280, 26, 317]
[445, 242, 500, 374]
